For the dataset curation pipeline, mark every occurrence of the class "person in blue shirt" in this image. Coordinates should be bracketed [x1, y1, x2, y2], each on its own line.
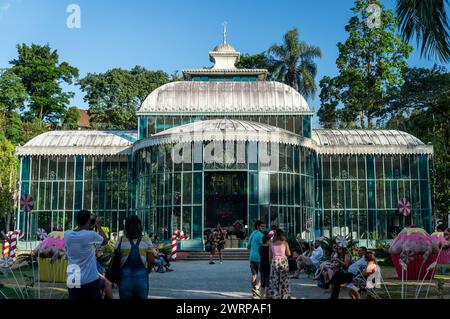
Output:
[247, 220, 265, 299]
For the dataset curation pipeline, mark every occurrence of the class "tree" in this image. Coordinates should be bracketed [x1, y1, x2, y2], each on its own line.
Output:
[236, 53, 274, 75]
[0, 69, 27, 113]
[0, 135, 19, 232]
[317, 0, 412, 128]
[62, 106, 80, 129]
[317, 76, 340, 129]
[79, 66, 169, 130]
[268, 28, 322, 99]
[10, 43, 79, 124]
[385, 66, 450, 220]
[396, 0, 450, 62]
[20, 120, 48, 145]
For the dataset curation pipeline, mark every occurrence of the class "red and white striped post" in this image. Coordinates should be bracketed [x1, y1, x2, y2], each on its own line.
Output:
[171, 233, 178, 261]
[2, 240, 9, 257]
[8, 231, 19, 261]
[170, 230, 186, 261]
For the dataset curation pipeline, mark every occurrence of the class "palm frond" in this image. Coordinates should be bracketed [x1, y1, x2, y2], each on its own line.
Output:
[396, 0, 450, 62]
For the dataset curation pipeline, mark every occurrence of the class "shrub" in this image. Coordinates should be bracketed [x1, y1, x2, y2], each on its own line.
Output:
[374, 240, 393, 266]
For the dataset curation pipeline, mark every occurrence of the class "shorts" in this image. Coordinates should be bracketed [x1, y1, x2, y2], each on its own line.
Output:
[217, 243, 224, 251]
[260, 273, 270, 288]
[250, 261, 260, 276]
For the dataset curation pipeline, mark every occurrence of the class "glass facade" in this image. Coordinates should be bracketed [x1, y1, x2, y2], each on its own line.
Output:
[18, 156, 135, 240]
[135, 141, 316, 248]
[316, 154, 432, 245]
[138, 115, 312, 140]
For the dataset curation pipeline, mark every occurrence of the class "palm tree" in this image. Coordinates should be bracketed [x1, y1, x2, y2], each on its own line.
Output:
[268, 28, 322, 99]
[396, 0, 450, 62]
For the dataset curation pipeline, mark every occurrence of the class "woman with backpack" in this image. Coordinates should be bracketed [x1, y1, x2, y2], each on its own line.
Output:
[205, 229, 217, 264]
[114, 215, 155, 299]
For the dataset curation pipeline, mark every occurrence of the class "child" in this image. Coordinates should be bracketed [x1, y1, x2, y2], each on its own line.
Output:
[258, 234, 271, 299]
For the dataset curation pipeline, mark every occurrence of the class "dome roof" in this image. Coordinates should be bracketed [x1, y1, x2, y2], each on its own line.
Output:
[212, 43, 237, 52]
[137, 81, 312, 115]
[16, 130, 137, 156]
[132, 119, 317, 152]
[312, 129, 433, 155]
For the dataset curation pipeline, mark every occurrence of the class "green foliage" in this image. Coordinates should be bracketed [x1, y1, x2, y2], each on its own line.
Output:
[0, 135, 19, 230]
[317, 76, 341, 128]
[385, 66, 450, 219]
[235, 53, 274, 75]
[10, 43, 79, 124]
[0, 69, 27, 113]
[321, 235, 358, 259]
[374, 240, 393, 266]
[62, 107, 80, 129]
[318, 0, 412, 129]
[19, 119, 48, 145]
[286, 235, 301, 254]
[79, 66, 169, 130]
[396, 0, 450, 62]
[158, 243, 172, 256]
[268, 28, 322, 99]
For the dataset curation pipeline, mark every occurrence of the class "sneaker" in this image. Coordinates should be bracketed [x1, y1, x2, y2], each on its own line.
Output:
[220, 261, 223, 264]
[166, 268, 174, 272]
[209, 261, 215, 264]
[252, 287, 261, 299]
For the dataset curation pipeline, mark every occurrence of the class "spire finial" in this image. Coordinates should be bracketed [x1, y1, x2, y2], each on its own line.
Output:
[223, 21, 228, 44]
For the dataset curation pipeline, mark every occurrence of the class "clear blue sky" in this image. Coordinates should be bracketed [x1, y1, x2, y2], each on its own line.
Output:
[0, 0, 448, 123]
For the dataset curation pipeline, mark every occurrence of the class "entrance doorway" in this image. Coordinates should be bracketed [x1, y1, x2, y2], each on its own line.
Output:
[204, 172, 247, 248]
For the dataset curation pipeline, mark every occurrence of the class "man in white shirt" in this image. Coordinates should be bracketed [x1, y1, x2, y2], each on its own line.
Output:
[65, 210, 109, 299]
[292, 238, 323, 278]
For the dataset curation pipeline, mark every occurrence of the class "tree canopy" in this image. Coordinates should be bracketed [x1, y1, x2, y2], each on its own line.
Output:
[79, 66, 170, 130]
[318, 0, 412, 129]
[396, 0, 450, 62]
[385, 66, 450, 219]
[10, 44, 79, 125]
[268, 28, 322, 99]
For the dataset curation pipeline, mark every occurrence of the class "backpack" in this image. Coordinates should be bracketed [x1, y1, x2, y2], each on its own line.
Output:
[204, 241, 212, 252]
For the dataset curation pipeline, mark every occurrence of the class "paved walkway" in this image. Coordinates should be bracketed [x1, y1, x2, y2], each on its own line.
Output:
[139, 260, 346, 299]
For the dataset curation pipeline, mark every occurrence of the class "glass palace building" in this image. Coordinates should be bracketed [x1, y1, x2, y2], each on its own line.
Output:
[16, 40, 433, 249]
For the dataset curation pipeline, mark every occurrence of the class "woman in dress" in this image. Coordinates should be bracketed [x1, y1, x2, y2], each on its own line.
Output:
[268, 229, 291, 299]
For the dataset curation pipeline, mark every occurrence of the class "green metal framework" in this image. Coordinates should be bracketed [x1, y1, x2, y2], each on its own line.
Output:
[316, 154, 432, 245]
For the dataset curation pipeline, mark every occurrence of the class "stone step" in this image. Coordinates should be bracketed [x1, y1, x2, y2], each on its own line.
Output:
[177, 249, 250, 260]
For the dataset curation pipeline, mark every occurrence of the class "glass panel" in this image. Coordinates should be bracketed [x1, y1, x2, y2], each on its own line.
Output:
[174, 173, 181, 205]
[193, 173, 202, 204]
[31, 157, 40, 180]
[348, 156, 357, 179]
[375, 156, 384, 179]
[270, 173, 278, 204]
[183, 173, 192, 204]
[193, 206, 202, 240]
[40, 158, 49, 179]
[322, 156, 330, 179]
[65, 181, 74, 210]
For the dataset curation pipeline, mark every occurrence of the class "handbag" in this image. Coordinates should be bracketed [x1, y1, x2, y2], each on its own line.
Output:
[106, 236, 123, 284]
